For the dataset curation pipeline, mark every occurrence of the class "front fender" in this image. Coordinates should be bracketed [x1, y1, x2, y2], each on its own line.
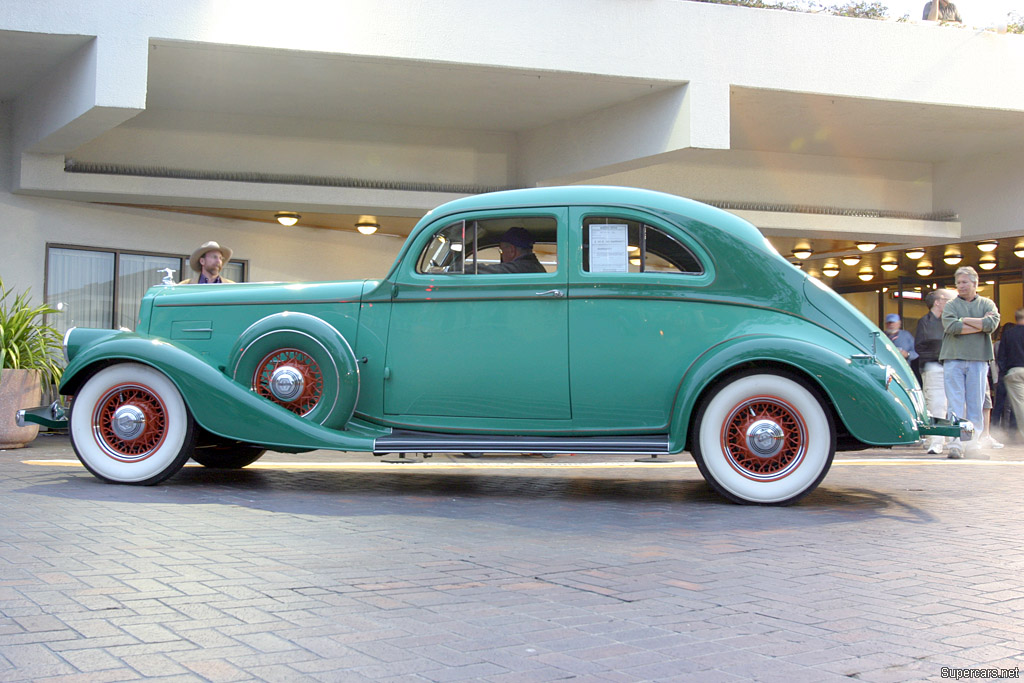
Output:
[668, 334, 920, 452]
[59, 331, 378, 452]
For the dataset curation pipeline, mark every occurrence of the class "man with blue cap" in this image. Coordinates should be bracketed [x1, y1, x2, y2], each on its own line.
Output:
[885, 312, 917, 363]
[476, 227, 546, 274]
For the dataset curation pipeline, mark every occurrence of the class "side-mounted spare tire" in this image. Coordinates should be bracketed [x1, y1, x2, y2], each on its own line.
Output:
[228, 312, 360, 430]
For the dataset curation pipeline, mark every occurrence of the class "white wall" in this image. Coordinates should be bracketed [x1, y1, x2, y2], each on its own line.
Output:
[581, 149, 934, 215]
[72, 110, 517, 189]
[934, 148, 1024, 239]
[1, 105, 403, 301]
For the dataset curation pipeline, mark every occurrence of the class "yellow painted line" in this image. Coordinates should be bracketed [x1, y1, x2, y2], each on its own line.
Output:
[21, 458, 1024, 470]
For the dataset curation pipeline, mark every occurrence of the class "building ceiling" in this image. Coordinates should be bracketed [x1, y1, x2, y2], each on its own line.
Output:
[730, 87, 1024, 164]
[146, 40, 682, 133]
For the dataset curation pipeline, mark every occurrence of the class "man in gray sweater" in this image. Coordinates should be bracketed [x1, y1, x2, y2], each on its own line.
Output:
[940, 266, 1000, 458]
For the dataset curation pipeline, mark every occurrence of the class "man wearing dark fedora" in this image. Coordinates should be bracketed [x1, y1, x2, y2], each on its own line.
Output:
[475, 227, 546, 274]
[179, 240, 235, 284]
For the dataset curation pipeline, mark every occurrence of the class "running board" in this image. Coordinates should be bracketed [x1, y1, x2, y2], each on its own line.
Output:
[374, 430, 670, 455]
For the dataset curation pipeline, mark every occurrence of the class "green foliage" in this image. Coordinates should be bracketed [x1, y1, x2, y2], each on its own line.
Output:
[817, 0, 888, 19]
[0, 277, 64, 387]
[1009, 11, 1024, 34]
[686, 0, 888, 18]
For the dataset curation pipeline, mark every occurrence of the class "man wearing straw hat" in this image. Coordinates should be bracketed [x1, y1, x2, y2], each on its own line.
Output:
[179, 241, 235, 284]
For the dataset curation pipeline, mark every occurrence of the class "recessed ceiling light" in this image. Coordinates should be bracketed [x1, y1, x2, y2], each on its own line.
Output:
[275, 211, 301, 227]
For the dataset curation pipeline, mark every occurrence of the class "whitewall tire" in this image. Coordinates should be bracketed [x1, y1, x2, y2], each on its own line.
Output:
[692, 371, 835, 505]
[69, 363, 196, 485]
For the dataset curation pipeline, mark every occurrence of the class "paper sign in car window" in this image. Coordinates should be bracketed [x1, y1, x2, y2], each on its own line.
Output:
[589, 223, 629, 273]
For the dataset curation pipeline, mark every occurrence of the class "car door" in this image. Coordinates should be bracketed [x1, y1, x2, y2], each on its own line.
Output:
[384, 209, 570, 422]
[567, 207, 715, 431]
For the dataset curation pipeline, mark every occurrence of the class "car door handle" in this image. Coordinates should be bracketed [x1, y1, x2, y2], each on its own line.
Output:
[536, 289, 565, 298]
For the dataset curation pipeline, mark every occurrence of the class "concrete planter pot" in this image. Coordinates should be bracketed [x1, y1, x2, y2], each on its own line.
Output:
[0, 369, 42, 449]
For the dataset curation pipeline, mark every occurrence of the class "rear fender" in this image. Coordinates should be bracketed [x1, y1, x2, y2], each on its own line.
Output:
[668, 335, 919, 452]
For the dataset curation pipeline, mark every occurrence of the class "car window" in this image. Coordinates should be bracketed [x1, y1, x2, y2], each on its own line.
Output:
[581, 217, 703, 275]
[416, 216, 559, 275]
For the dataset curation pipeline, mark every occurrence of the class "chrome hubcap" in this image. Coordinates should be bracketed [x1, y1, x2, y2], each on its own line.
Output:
[269, 366, 304, 402]
[111, 405, 146, 441]
[745, 419, 785, 458]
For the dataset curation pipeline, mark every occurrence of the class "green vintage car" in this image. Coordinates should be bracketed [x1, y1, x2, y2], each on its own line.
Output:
[24, 186, 964, 504]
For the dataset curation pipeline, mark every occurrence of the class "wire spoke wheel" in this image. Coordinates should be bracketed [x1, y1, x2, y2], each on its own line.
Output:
[722, 397, 805, 480]
[253, 349, 324, 416]
[693, 371, 835, 505]
[70, 363, 196, 485]
[94, 384, 168, 460]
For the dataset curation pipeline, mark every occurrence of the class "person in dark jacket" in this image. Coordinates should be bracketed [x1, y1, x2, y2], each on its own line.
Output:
[997, 310, 1024, 442]
[915, 288, 953, 454]
[475, 228, 547, 274]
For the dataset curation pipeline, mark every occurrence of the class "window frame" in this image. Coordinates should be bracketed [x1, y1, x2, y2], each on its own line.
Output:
[410, 212, 563, 279]
[570, 209, 713, 287]
[581, 216, 704, 276]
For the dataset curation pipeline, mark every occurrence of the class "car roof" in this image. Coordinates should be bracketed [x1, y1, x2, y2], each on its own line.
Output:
[416, 185, 766, 251]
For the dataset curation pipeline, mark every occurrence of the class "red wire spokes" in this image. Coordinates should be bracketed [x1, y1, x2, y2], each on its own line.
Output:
[723, 397, 805, 478]
[253, 349, 324, 416]
[94, 385, 167, 459]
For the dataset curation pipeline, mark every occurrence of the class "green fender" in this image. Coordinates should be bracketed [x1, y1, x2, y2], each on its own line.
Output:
[59, 331, 378, 452]
[668, 334, 920, 452]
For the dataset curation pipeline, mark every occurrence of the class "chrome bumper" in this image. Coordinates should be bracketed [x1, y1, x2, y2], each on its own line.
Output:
[15, 402, 68, 430]
[918, 416, 974, 441]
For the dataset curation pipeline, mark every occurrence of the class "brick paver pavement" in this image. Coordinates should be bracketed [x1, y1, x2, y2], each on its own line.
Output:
[1, 433, 1023, 682]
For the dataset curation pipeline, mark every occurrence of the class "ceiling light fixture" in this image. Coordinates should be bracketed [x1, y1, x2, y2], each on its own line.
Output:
[905, 247, 926, 260]
[841, 255, 862, 266]
[792, 245, 814, 260]
[356, 220, 380, 235]
[856, 242, 877, 252]
[1015, 244, 1024, 259]
[916, 262, 934, 277]
[977, 240, 998, 252]
[880, 257, 899, 272]
[943, 252, 962, 265]
[858, 268, 874, 282]
[978, 255, 998, 271]
[821, 262, 840, 278]
[275, 211, 301, 227]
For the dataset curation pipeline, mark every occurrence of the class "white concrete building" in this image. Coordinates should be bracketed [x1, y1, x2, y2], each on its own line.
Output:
[2, 0, 1023, 330]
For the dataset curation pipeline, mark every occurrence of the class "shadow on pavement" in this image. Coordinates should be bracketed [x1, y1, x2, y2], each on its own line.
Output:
[14, 462, 936, 531]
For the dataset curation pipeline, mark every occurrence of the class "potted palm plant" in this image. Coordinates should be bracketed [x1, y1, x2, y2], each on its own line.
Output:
[1, 277, 63, 449]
